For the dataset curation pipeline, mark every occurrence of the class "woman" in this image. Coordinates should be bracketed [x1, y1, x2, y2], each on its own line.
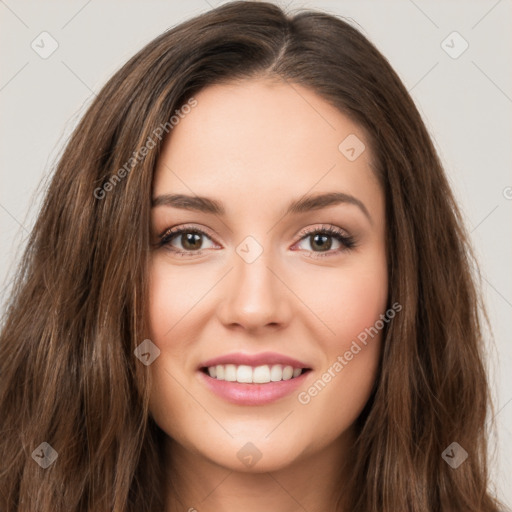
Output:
[0, 1, 505, 511]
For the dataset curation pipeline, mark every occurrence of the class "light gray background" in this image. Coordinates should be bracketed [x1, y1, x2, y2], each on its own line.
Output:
[1, 0, 511, 507]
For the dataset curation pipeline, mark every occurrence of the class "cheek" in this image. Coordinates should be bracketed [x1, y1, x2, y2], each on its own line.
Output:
[296, 253, 388, 348]
[294, 255, 387, 424]
[147, 256, 209, 340]
[332, 273, 388, 345]
[146, 259, 211, 433]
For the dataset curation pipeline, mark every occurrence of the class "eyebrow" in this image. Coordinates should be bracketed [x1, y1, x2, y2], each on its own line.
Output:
[151, 192, 372, 223]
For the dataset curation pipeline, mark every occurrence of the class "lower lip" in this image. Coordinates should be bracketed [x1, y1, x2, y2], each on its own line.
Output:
[197, 369, 311, 405]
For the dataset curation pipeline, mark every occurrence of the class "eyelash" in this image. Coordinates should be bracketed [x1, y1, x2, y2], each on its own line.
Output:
[157, 223, 356, 259]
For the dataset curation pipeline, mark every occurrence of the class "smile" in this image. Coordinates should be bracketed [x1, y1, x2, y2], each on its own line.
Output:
[202, 363, 306, 383]
[196, 351, 313, 405]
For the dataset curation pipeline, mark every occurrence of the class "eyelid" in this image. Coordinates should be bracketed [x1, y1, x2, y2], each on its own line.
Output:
[296, 223, 350, 239]
[158, 223, 218, 242]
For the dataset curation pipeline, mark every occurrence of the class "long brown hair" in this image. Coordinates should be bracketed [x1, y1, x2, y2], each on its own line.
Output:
[0, 2, 505, 511]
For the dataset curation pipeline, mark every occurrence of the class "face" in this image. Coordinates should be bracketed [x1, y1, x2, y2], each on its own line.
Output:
[148, 78, 388, 472]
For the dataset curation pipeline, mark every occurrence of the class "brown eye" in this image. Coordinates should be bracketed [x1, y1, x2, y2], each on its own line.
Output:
[309, 233, 333, 252]
[179, 232, 203, 251]
[294, 225, 356, 258]
[159, 226, 217, 256]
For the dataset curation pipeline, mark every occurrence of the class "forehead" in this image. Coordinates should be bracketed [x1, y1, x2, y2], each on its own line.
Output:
[153, 78, 381, 218]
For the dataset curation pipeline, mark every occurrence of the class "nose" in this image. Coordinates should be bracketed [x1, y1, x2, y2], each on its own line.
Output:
[216, 248, 291, 332]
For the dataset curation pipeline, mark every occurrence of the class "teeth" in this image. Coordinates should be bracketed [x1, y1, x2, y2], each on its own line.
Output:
[253, 365, 271, 383]
[236, 365, 253, 383]
[225, 364, 237, 382]
[206, 364, 305, 384]
[270, 364, 283, 381]
[282, 366, 293, 380]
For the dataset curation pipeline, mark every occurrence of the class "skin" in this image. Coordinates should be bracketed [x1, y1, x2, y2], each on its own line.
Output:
[148, 77, 388, 512]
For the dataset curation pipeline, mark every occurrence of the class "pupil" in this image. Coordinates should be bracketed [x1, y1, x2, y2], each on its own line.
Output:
[311, 234, 331, 251]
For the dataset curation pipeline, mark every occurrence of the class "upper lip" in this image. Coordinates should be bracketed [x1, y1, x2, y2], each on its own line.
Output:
[199, 352, 311, 369]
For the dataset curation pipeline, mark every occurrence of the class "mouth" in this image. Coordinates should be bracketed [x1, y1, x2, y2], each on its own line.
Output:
[197, 357, 313, 405]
